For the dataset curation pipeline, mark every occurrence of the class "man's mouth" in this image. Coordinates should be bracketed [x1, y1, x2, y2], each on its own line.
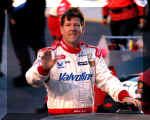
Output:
[69, 33, 76, 36]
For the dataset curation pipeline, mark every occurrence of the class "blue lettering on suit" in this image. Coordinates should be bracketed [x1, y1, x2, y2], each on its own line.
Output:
[59, 72, 93, 81]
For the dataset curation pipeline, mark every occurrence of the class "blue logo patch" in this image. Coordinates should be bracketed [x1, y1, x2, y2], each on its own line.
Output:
[59, 72, 93, 81]
[57, 61, 65, 68]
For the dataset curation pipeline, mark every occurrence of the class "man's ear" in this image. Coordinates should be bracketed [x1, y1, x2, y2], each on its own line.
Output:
[82, 26, 85, 33]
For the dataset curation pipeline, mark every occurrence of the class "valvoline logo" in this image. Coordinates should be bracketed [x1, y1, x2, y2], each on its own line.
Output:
[59, 72, 93, 81]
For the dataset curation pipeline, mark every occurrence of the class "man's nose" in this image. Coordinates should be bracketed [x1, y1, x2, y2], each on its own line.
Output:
[70, 25, 76, 30]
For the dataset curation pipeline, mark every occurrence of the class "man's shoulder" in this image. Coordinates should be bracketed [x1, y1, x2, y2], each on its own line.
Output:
[80, 42, 102, 58]
[80, 42, 96, 49]
[80, 42, 101, 51]
[38, 42, 60, 53]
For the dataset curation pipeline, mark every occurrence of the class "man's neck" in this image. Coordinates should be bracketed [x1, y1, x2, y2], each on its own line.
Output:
[63, 39, 80, 48]
[70, 42, 80, 48]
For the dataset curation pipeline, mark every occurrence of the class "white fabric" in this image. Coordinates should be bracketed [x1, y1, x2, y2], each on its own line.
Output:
[122, 78, 140, 99]
[46, 7, 58, 16]
[12, 0, 27, 7]
[46, 0, 108, 7]
[97, 35, 110, 66]
[134, 0, 147, 7]
[26, 43, 127, 109]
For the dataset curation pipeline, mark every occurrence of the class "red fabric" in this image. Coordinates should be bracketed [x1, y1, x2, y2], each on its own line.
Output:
[50, 40, 60, 50]
[139, 68, 150, 114]
[95, 48, 102, 58]
[57, 0, 71, 16]
[139, 74, 143, 81]
[102, 0, 145, 21]
[143, 68, 150, 87]
[139, 68, 150, 87]
[45, 96, 48, 102]
[106, 0, 134, 8]
[104, 103, 113, 108]
[109, 66, 117, 77]
[48, 107, 92, 115]
[60, 39, 81, 54]
[101, 48, 108, 58]
[40, 44, 58, 52]
[142, 102, 150, 114]
[137, 6, 146, 16]
[143, 110, 150, 114]
[37, 66, 50, 76]
[94, 84, 107, 112]
[47, 16, 62, 39]
[118, 90, 130, 101]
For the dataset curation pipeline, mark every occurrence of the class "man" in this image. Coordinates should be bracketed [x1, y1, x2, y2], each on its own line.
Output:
[46, 0, 71, 45]
[26, 8, 141, 114]
[101, 0, 147, 50]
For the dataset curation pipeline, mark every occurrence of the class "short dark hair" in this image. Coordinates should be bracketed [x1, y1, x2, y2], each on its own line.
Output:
[61, 7, 85, 27]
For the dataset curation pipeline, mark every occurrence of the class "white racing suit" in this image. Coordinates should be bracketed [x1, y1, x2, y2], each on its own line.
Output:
[26, 39, 130, 114]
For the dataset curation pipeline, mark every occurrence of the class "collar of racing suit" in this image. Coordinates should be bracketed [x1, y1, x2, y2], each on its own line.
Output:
[60, 39, 81, 54]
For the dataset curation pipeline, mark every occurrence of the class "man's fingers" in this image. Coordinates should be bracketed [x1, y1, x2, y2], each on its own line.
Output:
[122, 97, 142, 111]
[136, 100, 142, 111]
[38, 49, 61, 70]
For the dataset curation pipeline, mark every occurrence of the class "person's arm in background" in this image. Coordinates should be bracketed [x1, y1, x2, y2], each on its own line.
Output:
[101, 6, 109, 26]
[7, 0, 17, 25]
[134, 0, 148, 28]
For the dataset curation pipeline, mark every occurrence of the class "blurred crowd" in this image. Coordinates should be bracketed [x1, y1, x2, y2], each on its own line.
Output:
[0, 0, 150, 114]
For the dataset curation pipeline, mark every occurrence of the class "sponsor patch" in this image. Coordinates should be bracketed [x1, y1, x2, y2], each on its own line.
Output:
[59, 72, 93, 81]
[55, 54, 66, 60]
[78, 61, 88, 65]
[56, 60, 70, 68]
[57, 61, 65, 68]
[65, 61, 70, 64]
[96, 48, 102, 58]
[89, 61, 95, 67]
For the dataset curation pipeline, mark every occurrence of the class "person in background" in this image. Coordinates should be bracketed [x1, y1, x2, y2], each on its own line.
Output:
[0, 0, 9, 77]
[141, 1, 150, 114]
[101, 0, 147, 50]
[26, 7, 141, 115]
[46, 7, 62, 42]
[138, 68, 150, 114]
[46, 0, 71, 45]
[143, 0, 150, 56]
[8, 0, 46, 87]
[0, 2, 5, 77]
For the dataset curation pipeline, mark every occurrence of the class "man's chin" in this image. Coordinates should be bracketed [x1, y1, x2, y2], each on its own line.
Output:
[69, 37, 77, 41]
[69, 39, 80, 44]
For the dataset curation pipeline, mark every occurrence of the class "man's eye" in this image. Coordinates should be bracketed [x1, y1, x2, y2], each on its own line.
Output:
[75, 24, 80, 27]
[65, 24, 70, 26]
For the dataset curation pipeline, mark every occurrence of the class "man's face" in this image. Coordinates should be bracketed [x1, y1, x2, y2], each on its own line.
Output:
[61, 17, 83, 46]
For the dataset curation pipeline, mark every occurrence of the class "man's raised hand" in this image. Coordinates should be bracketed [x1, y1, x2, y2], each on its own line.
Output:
[37, 49, 57, 71]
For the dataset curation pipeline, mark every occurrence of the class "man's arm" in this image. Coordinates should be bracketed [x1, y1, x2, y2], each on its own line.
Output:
[101, 6, 109, 26]
[95, 55, 128, 102]
[94, 49, 141, 110]
[26, 48, 57, 87]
